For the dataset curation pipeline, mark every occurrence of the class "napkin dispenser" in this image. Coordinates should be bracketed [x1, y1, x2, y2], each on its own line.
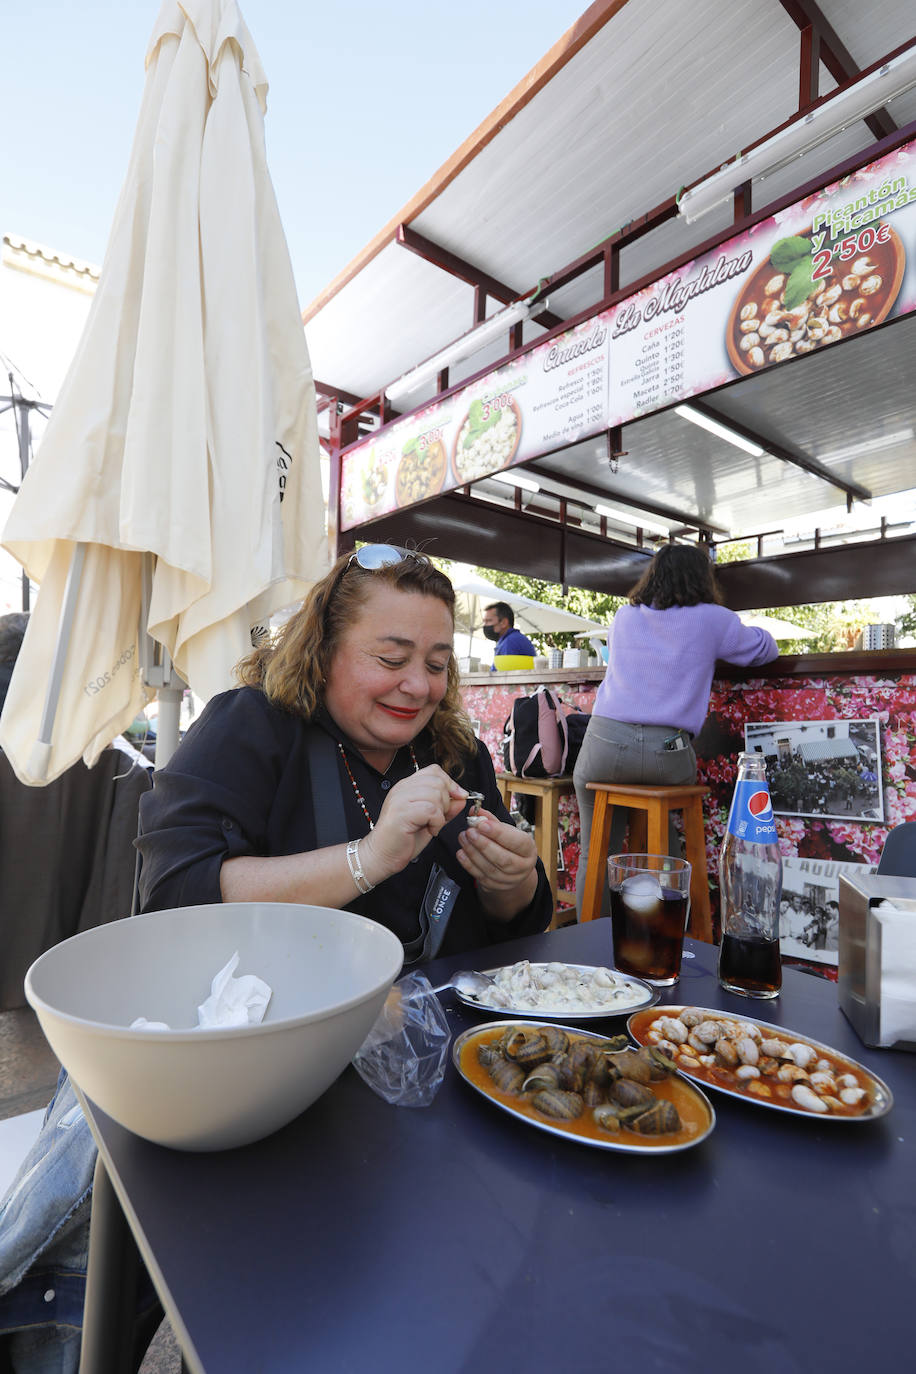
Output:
[838, 871, 916, 1052]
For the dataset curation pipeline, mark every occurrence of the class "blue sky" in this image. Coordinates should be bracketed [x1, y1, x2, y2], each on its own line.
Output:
[1, 0, 586, 309]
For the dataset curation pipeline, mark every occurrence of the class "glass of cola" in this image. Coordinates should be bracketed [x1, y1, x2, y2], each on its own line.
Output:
[608, 854, 692, 986]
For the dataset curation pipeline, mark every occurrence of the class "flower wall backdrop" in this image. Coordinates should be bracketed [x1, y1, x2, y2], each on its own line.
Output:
[462, 668, 916, 941]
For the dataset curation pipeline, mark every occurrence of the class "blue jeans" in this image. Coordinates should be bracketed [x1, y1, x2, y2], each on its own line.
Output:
[573, 716, 697, 918]
[0, 1070, 157, 1372]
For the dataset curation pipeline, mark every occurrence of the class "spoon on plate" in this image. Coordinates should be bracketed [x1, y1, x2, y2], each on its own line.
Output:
[427, 970, 499, 1001]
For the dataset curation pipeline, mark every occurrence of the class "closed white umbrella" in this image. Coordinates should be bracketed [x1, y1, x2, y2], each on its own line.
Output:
[0, 0, 328, 783]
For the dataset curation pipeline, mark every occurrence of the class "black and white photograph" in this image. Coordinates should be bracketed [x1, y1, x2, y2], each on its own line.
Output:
[744, 719, 884, 823]
[778, 857, 876, 966]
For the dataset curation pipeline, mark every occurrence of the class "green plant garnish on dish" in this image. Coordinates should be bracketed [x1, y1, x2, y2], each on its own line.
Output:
[766, 235, 816, 310]
[769, 235, 811, 272]
[783, 257, 816, 310]
[462, 399, 503, 450]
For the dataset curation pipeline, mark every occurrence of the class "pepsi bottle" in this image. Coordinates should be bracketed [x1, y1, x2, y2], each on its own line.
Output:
[718, 752, 783, 998]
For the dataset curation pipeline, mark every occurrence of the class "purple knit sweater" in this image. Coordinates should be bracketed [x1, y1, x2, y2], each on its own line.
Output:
[594, 603, 779, 737]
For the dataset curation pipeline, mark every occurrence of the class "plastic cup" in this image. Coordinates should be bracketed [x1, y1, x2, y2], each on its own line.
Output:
[608, 854, 692, 986]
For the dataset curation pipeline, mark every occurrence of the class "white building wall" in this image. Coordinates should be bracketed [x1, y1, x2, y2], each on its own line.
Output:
[1, 234, 98, 612]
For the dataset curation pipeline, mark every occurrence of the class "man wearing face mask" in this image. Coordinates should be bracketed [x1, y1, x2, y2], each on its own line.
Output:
[482, 602, 537, 659]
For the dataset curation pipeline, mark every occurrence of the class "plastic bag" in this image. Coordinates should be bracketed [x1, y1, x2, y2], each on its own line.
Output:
[351, 972, 451, 1107]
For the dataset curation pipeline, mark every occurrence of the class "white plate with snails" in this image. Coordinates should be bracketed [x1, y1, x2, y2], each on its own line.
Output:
[453, 1021, 715, 1154]
[627, 1006, 893, 1123]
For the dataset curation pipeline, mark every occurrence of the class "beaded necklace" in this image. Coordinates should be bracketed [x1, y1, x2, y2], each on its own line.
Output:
[337, 742, 419, 831]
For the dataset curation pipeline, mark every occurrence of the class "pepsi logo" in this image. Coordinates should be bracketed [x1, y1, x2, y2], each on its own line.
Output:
[747, 789, 773, 819]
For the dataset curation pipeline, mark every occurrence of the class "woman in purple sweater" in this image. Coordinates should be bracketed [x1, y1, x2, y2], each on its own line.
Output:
[573, 544, 779, 917]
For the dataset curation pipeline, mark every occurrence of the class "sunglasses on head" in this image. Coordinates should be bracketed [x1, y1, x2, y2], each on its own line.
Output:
[346, 544, 429, 571]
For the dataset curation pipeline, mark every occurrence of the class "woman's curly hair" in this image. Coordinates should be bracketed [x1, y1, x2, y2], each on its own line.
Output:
[628, 543, 722, 610]
[235, 548, 477, 776]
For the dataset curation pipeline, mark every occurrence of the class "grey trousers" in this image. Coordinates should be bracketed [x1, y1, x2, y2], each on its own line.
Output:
[573, 716, 697, 918]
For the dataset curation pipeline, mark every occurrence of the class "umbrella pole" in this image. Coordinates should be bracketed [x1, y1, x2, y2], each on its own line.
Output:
[28, 541, 87, 781]
[154, 684, 184, 769]
[468, 594, 478, 656]
[139, 554, 185, 770]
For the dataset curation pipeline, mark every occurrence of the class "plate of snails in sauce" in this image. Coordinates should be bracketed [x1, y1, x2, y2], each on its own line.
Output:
[453, 1020, 715, 1154]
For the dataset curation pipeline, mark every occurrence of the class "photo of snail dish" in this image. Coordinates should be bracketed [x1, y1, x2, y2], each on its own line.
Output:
[395, 434, 448, 506]
[726, 225, 905, 376]
[360, 446, 394, 510]
[341, 447, 392, 526]
[453, 1021, 715, 1153]
[451, 394, 522, 484]
[627, 1007, 893, 1122]
[456, 961, 657, 1019]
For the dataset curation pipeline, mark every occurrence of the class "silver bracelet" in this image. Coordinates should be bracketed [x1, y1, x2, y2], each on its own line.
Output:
[346, 838, 375, 895]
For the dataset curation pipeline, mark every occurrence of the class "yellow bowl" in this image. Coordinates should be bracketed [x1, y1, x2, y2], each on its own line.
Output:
[493, 654, 534, 671]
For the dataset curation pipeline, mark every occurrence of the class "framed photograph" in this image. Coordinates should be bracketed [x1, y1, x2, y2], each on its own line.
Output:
[743, 718, 884, 823]
[779, 857, 876, 966]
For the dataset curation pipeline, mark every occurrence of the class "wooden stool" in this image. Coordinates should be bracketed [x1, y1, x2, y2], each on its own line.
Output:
[496, 773, 575, 927]
[580, 782, 712, 941]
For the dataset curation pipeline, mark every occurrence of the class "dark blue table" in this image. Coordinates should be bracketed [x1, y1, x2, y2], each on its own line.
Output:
[78, 923, 913, 1373]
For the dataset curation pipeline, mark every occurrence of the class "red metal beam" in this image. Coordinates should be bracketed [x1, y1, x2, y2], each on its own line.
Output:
[779, 0, 900, 139]
[798, 22, 821, 110]
[314, 380, 364, 407]
[396, 224, 564, 330]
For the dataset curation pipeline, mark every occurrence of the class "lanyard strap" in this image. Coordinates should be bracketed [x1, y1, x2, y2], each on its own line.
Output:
[308, 726, 349, 850]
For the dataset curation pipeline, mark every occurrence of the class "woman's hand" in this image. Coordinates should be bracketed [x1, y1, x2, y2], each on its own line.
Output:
[455, 809, 539, 921]
[221, 765, 468, 907]
[359, 765, 468, 883]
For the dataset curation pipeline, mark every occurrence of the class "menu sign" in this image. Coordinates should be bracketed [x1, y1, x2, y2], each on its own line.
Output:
[341, 136, 916, 529]
[608, 135, 916, 424]
[340, 317, 611, 530]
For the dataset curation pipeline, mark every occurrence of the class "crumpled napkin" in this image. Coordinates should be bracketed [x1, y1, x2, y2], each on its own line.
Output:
[130, 951, 272, 1031]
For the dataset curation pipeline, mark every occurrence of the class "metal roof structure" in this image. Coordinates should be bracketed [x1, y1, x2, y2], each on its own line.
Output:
[305, 0, 916, 607]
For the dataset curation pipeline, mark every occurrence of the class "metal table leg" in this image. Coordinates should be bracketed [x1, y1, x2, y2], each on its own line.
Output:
[79, 1153, 143, 1374]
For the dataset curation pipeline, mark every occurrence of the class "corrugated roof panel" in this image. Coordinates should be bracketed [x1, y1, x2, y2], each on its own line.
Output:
[414, 0, 806, 321]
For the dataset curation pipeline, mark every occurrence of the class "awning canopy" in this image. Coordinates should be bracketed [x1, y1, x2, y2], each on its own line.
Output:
[797, 739, 859, 763]
[306, 0, 916, 605]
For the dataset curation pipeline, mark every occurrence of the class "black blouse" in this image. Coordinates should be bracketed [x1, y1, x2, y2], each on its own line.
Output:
[136, 686, 551, 959]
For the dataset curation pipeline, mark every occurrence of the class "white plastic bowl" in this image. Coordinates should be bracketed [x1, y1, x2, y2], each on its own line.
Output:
[25, 902, 403, 1151]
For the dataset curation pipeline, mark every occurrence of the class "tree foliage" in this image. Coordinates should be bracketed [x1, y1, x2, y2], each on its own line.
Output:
[898, 594, 916, 642]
